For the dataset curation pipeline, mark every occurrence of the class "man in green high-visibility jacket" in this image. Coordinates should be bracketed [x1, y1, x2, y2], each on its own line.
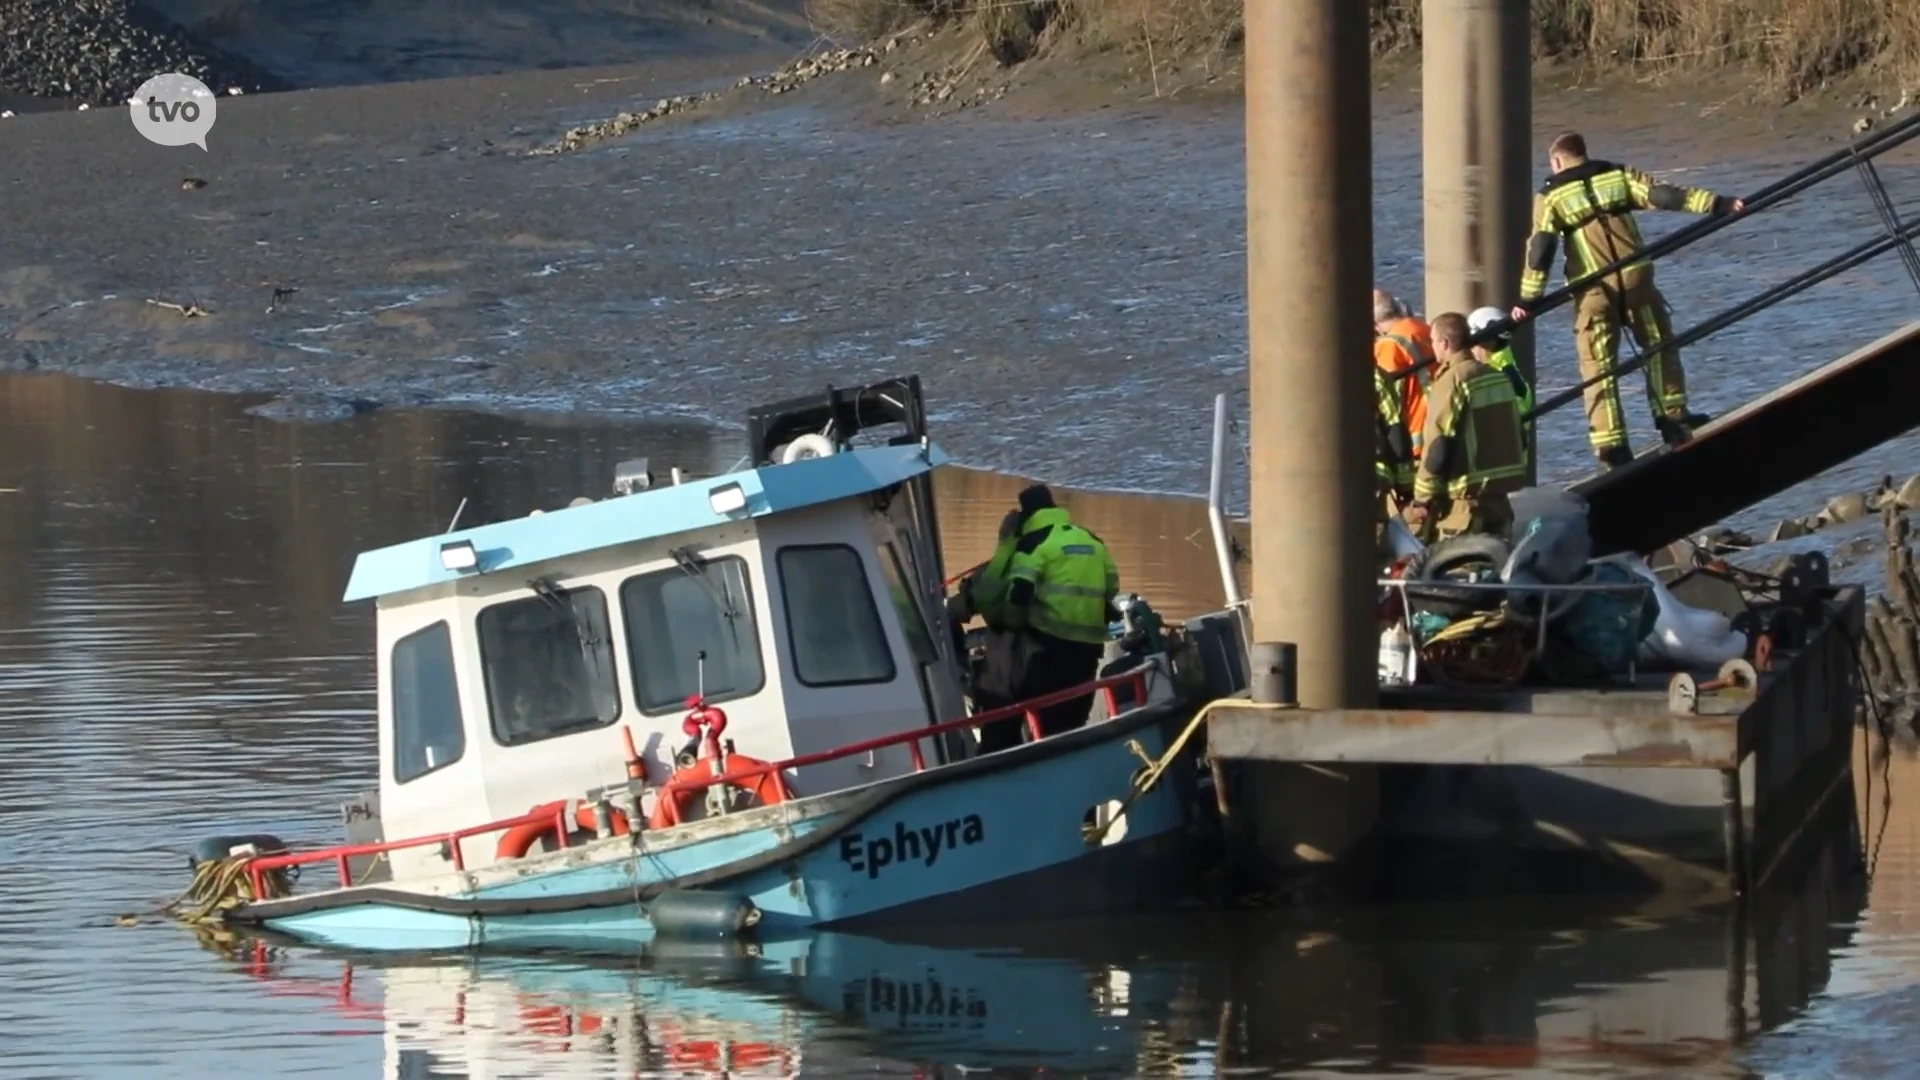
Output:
[976, 484, 1119, 753]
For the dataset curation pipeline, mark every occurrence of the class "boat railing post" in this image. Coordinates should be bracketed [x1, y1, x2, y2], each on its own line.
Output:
[1209, 393, 1244, 609]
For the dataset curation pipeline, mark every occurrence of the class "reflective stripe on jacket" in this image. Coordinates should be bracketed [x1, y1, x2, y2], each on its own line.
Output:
[1006, 507, 1119, 646]
[1414, 358, 1531, 504]
[1519, 159, 1729, 301]
[1483, 344, 1534, 417]
[1373, 317, 1433, 455]
[1374, 366, 1413, 490]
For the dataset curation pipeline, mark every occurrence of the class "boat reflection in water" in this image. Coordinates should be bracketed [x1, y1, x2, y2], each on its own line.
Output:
[238, 791, 1865, 1078]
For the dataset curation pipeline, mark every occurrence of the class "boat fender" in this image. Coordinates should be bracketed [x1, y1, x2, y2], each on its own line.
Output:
[643, 889, 762, 940]
[189, 834, 288, 868]
[779, 433, 836, 463]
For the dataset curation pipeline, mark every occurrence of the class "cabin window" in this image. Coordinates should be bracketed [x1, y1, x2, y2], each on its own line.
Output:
[777, 544, 897, 687]
[878, 540, 939, 666]
[477, 585, 621, 746]
[621, 555, 766, 714]
[391, 621, 465, 783]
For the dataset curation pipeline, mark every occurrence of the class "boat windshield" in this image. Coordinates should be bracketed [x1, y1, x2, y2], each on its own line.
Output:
[476, 584, 622, 746]
[621, 555, 766, 713]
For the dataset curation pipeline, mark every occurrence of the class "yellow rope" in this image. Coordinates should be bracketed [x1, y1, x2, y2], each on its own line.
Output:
[158, 855, 291, 927]
[1081, 697, 1276, 846]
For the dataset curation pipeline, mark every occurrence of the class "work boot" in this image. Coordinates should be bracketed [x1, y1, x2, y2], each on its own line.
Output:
[1682, 410, 1713, 429]
[1656, 415, 1695, 448]
[1597, 445, 1634, 471]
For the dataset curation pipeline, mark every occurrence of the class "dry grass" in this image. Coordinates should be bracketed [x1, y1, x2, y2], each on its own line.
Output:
[805, 0, 1920, 100]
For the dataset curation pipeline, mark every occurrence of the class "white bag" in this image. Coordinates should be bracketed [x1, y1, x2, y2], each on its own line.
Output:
[1602, 554, 1749, 668]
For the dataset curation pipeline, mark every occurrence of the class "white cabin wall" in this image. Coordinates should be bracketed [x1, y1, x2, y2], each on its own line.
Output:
[456, 524, 800, 860]
[375, 521, 804, 875]
[753, 502, 933, 797]
[375, 589, 491, 881]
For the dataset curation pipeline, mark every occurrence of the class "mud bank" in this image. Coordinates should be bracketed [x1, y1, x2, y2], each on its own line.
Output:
[0, 0, 812, 106]
[3, 43, 1917, 526]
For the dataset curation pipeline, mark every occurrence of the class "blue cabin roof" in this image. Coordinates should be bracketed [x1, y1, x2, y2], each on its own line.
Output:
[343, 441, 950, 603]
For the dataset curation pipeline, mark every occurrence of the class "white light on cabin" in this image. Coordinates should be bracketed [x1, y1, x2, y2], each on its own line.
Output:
[440, 539, 479, 572]
[708, 483, 748, 515]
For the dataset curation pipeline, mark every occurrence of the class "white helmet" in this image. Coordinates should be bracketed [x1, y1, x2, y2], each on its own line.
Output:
[1467, 306, 1509, 336]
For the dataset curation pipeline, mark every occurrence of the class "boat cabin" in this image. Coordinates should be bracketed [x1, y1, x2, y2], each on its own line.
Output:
[341, 379, 974, 880]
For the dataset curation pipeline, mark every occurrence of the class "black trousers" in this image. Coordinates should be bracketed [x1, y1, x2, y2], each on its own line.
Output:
[978, 631, 1105, 753]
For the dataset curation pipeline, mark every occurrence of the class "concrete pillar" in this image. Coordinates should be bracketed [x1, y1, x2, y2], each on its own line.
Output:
[1240, 0, 1381, 884]
[1421, 0, 1535, 479]
[1244, 0, 1377, 710]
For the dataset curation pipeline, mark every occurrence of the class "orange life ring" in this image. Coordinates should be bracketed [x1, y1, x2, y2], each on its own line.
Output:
[646, 756, 792, 830]
[495, 799, 631, 861]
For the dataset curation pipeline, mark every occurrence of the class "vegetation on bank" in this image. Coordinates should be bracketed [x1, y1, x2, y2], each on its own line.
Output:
[806, 0, 1920, 100]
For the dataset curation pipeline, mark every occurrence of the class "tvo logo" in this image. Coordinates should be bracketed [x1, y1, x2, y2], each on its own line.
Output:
[128, 73, 217, 150]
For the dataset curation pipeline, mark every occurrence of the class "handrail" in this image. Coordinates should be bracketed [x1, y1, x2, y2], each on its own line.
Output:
[1526, 211, 1920, 422]
[1388, 107, 1920, 374]
[244, 804, 572, 899]
[650, 667, 1153, 801]
[238, 668, 1153, 899]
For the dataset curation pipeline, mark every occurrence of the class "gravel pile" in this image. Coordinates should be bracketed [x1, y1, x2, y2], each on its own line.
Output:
[0, 0, 281, 104]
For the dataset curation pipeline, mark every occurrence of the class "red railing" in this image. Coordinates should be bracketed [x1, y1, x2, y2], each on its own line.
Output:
[243, 803, 573, 899]
[238, 668, 1151, 900]
[651, 668, 1151, 806]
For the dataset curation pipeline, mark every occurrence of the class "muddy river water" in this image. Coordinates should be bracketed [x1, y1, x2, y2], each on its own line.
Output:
[0, 371, 1917, 1079]
[5, 59, 1920, 1079]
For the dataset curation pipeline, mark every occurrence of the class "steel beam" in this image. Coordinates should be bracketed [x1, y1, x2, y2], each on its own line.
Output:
[1208, 704, 1739, 768]
[1244, 0, 1376, 708]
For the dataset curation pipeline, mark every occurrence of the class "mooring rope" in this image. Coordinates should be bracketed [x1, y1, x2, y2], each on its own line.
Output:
[159, 856, 290, 927]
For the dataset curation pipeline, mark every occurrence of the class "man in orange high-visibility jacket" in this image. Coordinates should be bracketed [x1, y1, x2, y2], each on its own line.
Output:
[1372, 288, 1434, 462]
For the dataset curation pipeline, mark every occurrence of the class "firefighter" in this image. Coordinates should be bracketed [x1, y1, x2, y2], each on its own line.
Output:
[1373, 288, 1434, 461]
[1375, 364, 1414, 512]
[1467, 306, 1534, 416]
[1510, 131, 1743, 468]
[1404, 313, 1531, 542]
[976, 484, 1118, 753]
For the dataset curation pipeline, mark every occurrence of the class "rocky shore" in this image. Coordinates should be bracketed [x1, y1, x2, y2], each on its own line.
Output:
[530, 33, 1011, 156]
[0, 0, 280, 104]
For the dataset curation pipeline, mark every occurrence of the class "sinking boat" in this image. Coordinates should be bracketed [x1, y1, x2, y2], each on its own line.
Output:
[191, 376, 1240, 952]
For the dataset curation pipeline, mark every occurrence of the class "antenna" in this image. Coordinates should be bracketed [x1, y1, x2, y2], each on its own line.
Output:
[445, 496, 468, 534]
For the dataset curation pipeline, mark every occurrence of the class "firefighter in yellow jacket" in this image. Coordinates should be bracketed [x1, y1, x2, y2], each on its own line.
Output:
[1511, 131, 1744, 468]
[976, 484, 1117, 753]
[1375, 364, 1413, 513]
[1403, 313, 1531, 541]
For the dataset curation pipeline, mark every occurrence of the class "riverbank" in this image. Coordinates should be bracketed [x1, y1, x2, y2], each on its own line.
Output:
[6, 0, 1916, 116]
[808, 0, 1920, 106]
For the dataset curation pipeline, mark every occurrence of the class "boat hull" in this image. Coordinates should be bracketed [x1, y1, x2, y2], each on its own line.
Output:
[240, 701, 1199, 952]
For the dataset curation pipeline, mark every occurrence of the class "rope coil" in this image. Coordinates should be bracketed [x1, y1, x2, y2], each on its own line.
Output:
[162, 856, 291, 927]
